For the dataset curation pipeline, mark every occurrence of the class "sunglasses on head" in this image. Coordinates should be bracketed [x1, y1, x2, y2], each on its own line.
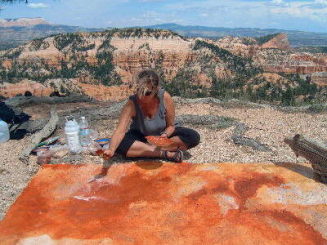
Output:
[144, 91, 153, 96]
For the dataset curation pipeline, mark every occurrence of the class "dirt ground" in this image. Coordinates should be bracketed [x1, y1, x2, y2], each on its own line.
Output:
[1, 99, 326, 220]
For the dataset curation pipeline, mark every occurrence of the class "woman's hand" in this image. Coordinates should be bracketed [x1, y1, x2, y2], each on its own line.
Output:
[103, 149, 115, 160]
[160, 132, 168, 138]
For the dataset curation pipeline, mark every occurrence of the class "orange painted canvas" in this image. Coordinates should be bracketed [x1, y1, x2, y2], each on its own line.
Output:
[0, 162, 326, 244]
[145, 136, 175, 147]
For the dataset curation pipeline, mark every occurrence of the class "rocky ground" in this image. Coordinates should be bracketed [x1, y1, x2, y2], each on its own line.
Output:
[1, 98, 327, 220]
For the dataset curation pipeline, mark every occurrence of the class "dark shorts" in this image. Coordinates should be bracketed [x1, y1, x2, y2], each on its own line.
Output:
[116, 127, 200, 156]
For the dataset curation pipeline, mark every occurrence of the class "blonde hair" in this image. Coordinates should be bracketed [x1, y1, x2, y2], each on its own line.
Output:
[133, 69, 160, 96]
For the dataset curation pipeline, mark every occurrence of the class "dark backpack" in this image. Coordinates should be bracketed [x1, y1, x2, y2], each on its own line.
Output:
[0, 102, 30, 124]
[0, 102, 16, 123]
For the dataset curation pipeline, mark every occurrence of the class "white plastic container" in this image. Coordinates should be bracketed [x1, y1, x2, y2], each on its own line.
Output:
[64, 117, 81, 153]
[79, 116, 91, 147]
[0, 119, 10, 143]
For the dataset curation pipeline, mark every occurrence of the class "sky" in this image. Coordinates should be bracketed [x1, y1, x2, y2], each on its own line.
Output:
[0, 0, 327, 32]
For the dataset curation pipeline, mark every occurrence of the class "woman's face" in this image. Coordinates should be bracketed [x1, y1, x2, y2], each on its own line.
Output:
[137, 82, 158, 101]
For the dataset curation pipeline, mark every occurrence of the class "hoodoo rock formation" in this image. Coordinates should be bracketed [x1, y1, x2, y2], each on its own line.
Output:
[0, 29, 326, 102]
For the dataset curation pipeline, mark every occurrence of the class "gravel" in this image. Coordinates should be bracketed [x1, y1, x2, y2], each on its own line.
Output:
[1, 100, 327, 220]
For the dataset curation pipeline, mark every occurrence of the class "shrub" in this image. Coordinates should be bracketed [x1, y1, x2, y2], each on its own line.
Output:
[255, 33, 280, 45]
[29, 38, 49, 51]
[5, 47, 23, 59]
[193, 40, 262, 79]
[74, 43, 95, 52]
[306, 104, 327, 113]
[54, 33, 83, 50]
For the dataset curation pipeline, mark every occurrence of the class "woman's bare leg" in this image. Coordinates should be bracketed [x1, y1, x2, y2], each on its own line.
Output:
[126, 140, 177, 159]
[160, 136, 188, 151]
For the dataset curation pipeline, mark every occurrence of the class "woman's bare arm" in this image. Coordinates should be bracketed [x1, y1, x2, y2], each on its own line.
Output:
[162, 91, 176, 137]
[104, 100, 135, 156]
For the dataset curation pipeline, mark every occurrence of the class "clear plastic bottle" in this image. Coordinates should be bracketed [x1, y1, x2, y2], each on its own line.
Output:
[79, 116, 92, 147]
[0, 119, 10, 143]
[64, 117, 82, 153]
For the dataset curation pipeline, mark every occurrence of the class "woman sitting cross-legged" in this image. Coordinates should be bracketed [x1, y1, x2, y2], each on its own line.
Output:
[103, 69, 200, 162]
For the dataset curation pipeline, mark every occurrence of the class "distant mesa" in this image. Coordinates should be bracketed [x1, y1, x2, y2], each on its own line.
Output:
[0, 17, 49, 27]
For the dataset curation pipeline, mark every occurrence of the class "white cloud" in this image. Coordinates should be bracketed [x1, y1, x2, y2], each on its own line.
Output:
[270, 1, 327, 22]
[315, 0, 327, 5]
[272, 0, 283, 4]
[165, 0, 327, 27]
[142, 11, 160, 18]
[28, 3, 48, 9]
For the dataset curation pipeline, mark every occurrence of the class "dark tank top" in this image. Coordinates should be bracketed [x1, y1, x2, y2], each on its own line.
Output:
[129, 88, 166, 136]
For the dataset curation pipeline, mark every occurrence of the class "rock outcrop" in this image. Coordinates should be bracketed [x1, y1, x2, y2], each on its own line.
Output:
[261, 33, 291, 50]
[253, 49, 327, 75]
[215, 36, 258, 57]
[0, 80, 53, 97]
[44, 79, 83, 95]
[311, 72, 327, 86]
[78, 83, 132, 101]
